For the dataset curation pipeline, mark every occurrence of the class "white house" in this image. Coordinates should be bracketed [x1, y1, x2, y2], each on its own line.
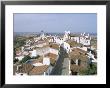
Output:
[77, 46, 88, 51]
[34, 37, 41, 42]
[25, 40, 32, 46]
[22, 51, 29, 56]
[15, 56, 24, 61]
[32, 57, 50, 66]
[63, 31, 70, 41]
[73, 37, 80, 43]
[52, 31, 71, 45]
[31, 49, 37, 57]
[72, 32, 91, 47]
[53, 36, 64, 45]
[21, 47, 24, 52]
[35, 41, 47, 47]
[33, 63, 44, 66]
[35, 46, 59, 56]
[79, 32, 91, 46]
[61, 42, 71, 53]
[43, 57, 50, 65]
[49, 48, 58, 55]
[35, 47, 50, 55]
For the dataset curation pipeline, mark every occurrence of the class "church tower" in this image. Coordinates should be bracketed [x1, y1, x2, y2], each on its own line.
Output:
[40, 30, 45, 39]
[63, 31, 70, 41]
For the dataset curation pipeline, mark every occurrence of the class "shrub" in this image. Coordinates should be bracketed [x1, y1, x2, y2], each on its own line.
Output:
[20, 55, 32, 63]
[79, 63, 97, 75]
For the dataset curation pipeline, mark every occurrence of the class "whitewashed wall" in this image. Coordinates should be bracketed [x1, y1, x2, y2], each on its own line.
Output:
[49, 48, 58, 55]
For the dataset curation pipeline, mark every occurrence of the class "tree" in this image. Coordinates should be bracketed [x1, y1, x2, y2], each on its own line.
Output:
[31, 55, 40, 59]
[79, 63, 97, 75]
[20, 55, 32, 63]
[14, 37, 26, 48]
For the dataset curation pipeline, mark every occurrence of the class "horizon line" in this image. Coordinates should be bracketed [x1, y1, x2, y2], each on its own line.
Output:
[14, 31, 97, 34]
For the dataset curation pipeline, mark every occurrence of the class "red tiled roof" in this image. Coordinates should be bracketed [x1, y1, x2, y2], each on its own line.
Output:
[49, 43, 59, 50]
[29, 65, 48, 75]
[70, 64, 87, 72]
[17, 63, 34, 73]
[44, 53, 57, 60]
[69, 48, 87, 61]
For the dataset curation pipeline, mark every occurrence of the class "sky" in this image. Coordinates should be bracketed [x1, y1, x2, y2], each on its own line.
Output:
[14, 13, 97, 33]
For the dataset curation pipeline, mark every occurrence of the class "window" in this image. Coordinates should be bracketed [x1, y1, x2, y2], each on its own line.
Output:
[78, 59, 81, 66]
[71, 59, 75, 64]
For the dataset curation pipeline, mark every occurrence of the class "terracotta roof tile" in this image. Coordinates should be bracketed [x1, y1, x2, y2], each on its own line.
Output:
[69, 48, 87, 61]
[70, 64, 87, 72]
[29, 65, 48, 75]
[66, 40, 78, 47]
[49, 43, 59, 50]
[44, 53, 57, 60]
[17, 63, 34, 73]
